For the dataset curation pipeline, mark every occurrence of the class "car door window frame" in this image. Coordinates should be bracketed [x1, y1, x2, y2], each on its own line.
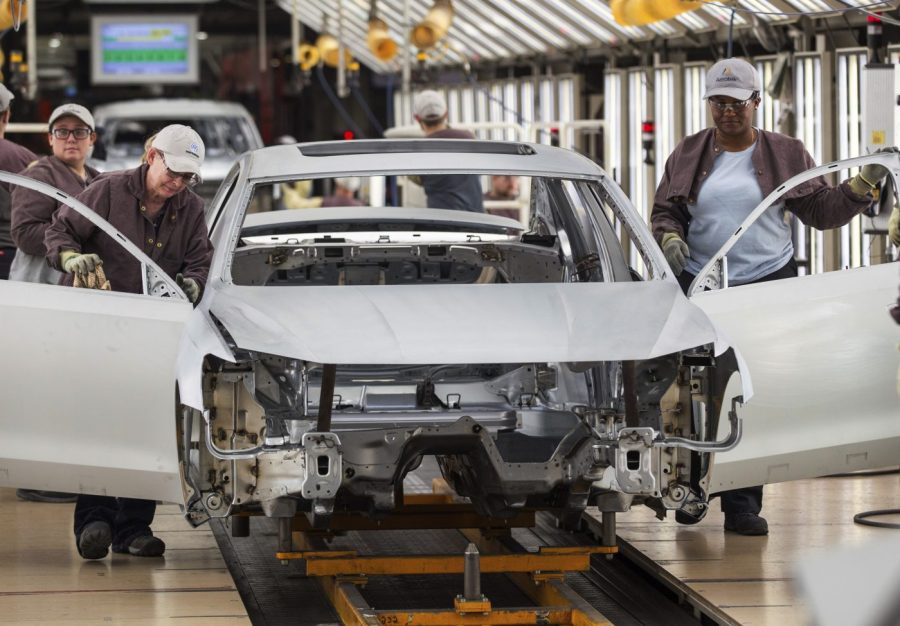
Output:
[689, 152, 900, 296]
[0, 171, 187, 300]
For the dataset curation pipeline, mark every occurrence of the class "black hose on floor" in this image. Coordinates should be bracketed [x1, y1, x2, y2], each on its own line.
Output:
[853, 509, 900, 529]
[823, 466, 900, 529]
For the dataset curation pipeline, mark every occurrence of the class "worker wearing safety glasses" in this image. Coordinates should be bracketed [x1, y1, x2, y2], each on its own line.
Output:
[42, 124, 213, 560]
[651, 57, 890, 537]
[10, 103, 100, 286]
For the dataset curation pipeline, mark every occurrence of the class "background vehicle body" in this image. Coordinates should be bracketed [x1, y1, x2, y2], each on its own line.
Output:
[88, 99, 264, 199]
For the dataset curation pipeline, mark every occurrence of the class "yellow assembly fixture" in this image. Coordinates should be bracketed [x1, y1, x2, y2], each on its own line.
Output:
[297, 43, 320, 71]
[411, 0, 453, 50]
[610, 0, 702, 26]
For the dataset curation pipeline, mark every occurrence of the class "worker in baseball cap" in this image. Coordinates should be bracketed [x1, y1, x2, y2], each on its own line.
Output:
[411, 90, 484, 213]
[10, 103, 99, 286]
[43, 125, 214, 558]
[651, 57, 891, 536]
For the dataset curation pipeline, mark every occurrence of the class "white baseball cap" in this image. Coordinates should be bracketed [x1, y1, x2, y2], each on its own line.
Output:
[704, 58, 761, 101]
[413, 90, 447, 122]
[335, 176, 361, 192]
[49, 103, 95, 131]
[151, 124, 205, 177]
[0, 84, 14, 111]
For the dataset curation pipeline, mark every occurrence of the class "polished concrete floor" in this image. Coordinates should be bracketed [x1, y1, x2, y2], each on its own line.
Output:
[0, 489, 249, 625]
[610, 471, 900, 626]
[1, 471, 897, 625]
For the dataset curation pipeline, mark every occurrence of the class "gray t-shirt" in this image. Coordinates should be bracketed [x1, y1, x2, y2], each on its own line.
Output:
[421, 128, 484, 213]
[684, 138, 793, 284]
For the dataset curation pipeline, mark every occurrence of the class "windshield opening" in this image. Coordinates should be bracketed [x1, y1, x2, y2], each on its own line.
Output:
[227, 172, 639, 288]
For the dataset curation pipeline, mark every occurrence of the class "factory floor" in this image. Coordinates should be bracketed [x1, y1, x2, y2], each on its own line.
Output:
[609, 470, 900, 625]
[1, 470, 897, 625]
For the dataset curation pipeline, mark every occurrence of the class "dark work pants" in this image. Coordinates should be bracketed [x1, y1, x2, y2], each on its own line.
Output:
[74, 495, 156, 551]
[0, 246, 14, 279]
[676, 258, 798, 518]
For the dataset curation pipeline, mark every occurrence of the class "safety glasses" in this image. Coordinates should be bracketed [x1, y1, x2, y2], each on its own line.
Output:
[157, 151, 200, 187]
[708, 95, 758, 114]
[51, 127, 92, 140]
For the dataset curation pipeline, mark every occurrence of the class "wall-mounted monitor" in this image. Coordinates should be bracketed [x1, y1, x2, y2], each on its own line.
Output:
[91, 15, 199, 85]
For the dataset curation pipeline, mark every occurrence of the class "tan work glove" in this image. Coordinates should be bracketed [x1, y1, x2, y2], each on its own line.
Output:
[888, 204, 900, 247]
[661, 232, 690, 276]
[849, 147, 898, 196]
[60, 250, 103, 275]
[176, 273, 201, 303]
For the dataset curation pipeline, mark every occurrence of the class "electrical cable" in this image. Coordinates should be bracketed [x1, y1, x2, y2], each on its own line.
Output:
[853, 509, 900, 529]
[350, 84, 385, 135]
[826, 466, 900, 478]
[385, 72, 398, 206]
[701, 0, 894, 19]
[316, 64, 366, 139]
[727, 8, 735, 58]
[823, 466, 900, 529]
[463, 72, 553, 142]
[858, 8, 900, 26]
[435, 40, 552, 143]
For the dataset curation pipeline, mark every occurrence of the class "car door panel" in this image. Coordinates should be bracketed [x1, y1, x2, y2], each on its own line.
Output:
[0, 281, 192, 502]
[696, 257, 900, 492]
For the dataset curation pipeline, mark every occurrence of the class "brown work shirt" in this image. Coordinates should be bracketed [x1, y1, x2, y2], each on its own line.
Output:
[651, 127, 872, 243]
[11, 155, 100, 256]
[0, 137, 38, 249]
[45, 165, 213, 295]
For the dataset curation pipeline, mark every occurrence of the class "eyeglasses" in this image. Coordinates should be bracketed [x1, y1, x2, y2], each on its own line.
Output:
[51, 127, 92, 140]
[708, 96, 757, 113]
[157, 151, 200, 187]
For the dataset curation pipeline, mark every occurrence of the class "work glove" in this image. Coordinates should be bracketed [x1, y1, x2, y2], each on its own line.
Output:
[661, 232, 690, 276]
[60, 250, 102, 275]
[176, 273, 201, 303]
[851, 147, 898, 195]
[888, 204, 900, 247]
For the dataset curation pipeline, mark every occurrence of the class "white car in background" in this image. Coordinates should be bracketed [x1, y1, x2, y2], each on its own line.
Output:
[0, 141, 897, 531]
[89, 99, 264, 199]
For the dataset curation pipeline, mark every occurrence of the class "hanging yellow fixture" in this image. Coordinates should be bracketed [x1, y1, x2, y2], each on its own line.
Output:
[0, 0, 27, 31]
[367, 16, 398, 61]
[316, 31, 353, 68]
[411, 0, 453, 50]
[609, 0, 702, 27]
[297, 43, 320, 72]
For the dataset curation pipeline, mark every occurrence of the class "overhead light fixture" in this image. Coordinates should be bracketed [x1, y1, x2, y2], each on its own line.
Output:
[367, 1, 397, 62]
[609, 0, 701, 27]
[411, 0, 453, 50]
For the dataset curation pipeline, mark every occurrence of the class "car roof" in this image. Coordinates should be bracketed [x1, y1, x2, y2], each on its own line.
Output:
[93, 99, 254, 121]
[244, 139, 604, 180]
[242, 206, 524, 231]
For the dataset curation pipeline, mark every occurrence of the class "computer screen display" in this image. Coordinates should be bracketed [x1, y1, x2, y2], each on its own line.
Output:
[91, 15, 199, 85]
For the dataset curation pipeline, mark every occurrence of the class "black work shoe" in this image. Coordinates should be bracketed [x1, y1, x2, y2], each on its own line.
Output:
[724, 513, 769, 536]
[16, 489, 78, 503]
[113, 534, 166, 557]
[77, 521, 112, 559]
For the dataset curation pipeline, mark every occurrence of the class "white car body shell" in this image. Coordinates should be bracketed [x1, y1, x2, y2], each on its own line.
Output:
[0, 141, 897, 506]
